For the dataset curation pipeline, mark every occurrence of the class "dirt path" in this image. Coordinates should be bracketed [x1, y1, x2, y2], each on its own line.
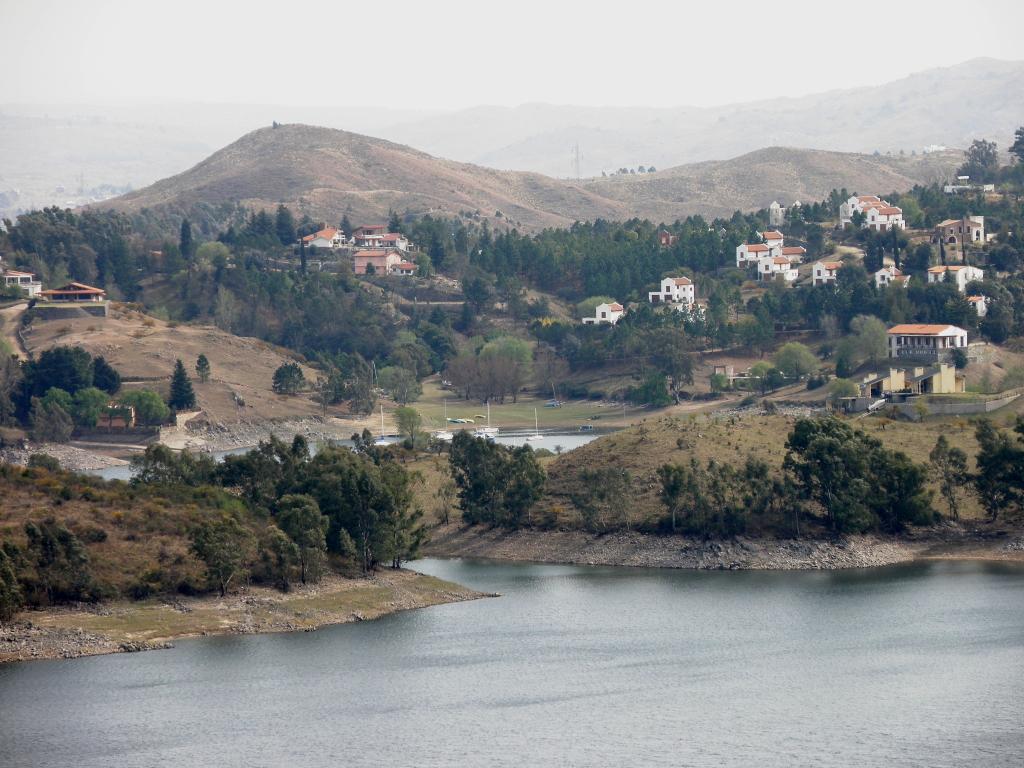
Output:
[0, 302, 28, 359]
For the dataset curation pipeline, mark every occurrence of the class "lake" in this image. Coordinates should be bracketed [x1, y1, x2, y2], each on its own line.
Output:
[2, 558, 1022, 767]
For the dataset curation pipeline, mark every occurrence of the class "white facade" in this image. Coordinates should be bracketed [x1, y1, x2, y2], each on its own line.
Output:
[887, 324, 968, 359]
[1, 269, 42, 297]
[736, 242, 775, 268]
[649, 276, 695, 305]
[582, 302, 625, 326]
[874, 266, 909, 289]
[812, 261, 842, 286]
[768, 201, 785, 227]
[303, 227, 345, 249]
[840, 195, 905, 231]
[757, 256, 798, 282]
[926, 265, 984, 293]
[967, 295, 988, 317]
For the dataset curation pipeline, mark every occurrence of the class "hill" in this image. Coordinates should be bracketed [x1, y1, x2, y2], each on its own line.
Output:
[100, 124, 960, 231]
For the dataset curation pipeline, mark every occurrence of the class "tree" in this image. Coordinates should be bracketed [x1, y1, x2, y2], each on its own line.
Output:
[849, 315, 888, 366]
[272, 362, 305, 395]
[377, 365, 421, 404]
[256, 526, 299, 592]
[973, 418, 1024, 520]
[957, 139, 1000, 182]
[773, 342, 819, 380]
[275, 204, 296, 246]
[29, 396, 73, 443]
[91, 356, 121, 394]
[119, 389, 170, 425]
[190, 515, 251, 597]
[436, 477, 456, 525]
[26, 346, 93, 397]
[388, 209, 403, 233]
[1010, 126, 1024, 165]
[195, 354, 211, 383]
[657, 463, 689, 532]
[395, 406, 423, 444]
[71, 387, 109, 428]
[449, 432, 545, 527]
[0, 547, 23, 621]
[276, 494, 328, 584]
[23, 518, 94, 604]
[827, 378, 858, 404]
[168, 359, 196, 410]
[929, 435, 969, 521]
[179, 218, 194, 263]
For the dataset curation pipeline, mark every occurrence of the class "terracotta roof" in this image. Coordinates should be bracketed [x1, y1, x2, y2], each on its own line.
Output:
[927, 266, 948, 273]
[670, 277, 692, 285]
[820, 261, 843, 270]
[781, 246, 806, 255]
[382, 233, 405, 242]
[2, 270, 36, 277]
[857, 195, 880, 202]
[353, 249, 392, 259]
[744, 244, 770, 252]
[877, 206, 902, 215]
[887, 324, 963, 335]
[396, 262, 417, 270]
[760, 230, 783, 240]
[607, 303, 624, 311]
[893, 275, 911, 282]
[966, 295, 986, 303]
[771, 256, 790, 265]
[937, 219, 961, 227]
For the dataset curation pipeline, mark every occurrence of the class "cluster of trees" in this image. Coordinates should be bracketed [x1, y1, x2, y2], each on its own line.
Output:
[445, 336, 532, 403]
[448, 431, 545, 527]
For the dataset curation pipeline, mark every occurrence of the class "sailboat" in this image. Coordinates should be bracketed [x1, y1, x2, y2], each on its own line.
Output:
[473, 401, 499, 439]
[434, 399, 454, 441]
[526, 407, 543, 442]
[374, 403, 389, 445]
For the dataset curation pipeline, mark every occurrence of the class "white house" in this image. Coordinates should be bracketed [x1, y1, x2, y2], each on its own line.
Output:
[582, 302, 625, 326]
[840, 195, 906, 231]
[381, 233, 411, 253]
[768, 201, 785, 227]
[1, 268, 42, 297]
[736, 242, 774, 268]
[812, 260, 843, 286]
[887, 324, 968, 360]
[758, 256, 798, 282]
[394, 261, 418, 276]
[649, 276, 695, 305]
[967, 295, 988, 317]
[926, 265, 984, 293]
[302, 227, 346, 249]
[874, 265, 910, 289]
[757, 230, 784, 246]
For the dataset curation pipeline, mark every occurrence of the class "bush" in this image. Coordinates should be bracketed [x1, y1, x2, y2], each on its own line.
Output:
[27, 453, 61, 472]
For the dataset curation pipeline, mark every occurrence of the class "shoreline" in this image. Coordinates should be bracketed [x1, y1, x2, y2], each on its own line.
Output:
[0, 569, 491, 665]
[422, 524, 1024, 571]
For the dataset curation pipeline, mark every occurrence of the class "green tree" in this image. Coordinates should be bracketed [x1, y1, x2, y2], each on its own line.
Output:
[119, 389, 171, 425]
[276, 494, 328, 584]
[195, 354, 211, 383]
[827, 378, 859, 404]
[377, 365, 421, 404]
[23, 518, 94, 604]
[773, 342, 819, 380]
[957, 139, 1000, 182]
[973, 418, 1024, 520]
[90, 356, 121, 394]
[929, 435, 969, 521]
[388, 209, 403, 233]
[275, 204, 297, 246]
[26, 346, 93, 397]
[168, 359, 196, 410]
[71, 386, 109, 428]
[449, 432, 545, 527]
[29, 396, 74, 443]
[190, 514, 251, 597]
[0, 546, 24, 621]
[256, 525, 299, 591]
[395, 406, 423, 444]
[179, 218, 194, 262]
[657, 463, 691, 532]
[849, 314, 889, 367]
[272, 362, 305, 394]
[1010, 126, 1024, 165]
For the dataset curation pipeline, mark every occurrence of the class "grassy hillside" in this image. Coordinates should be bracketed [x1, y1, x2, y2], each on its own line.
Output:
[97, 124, 960, 233]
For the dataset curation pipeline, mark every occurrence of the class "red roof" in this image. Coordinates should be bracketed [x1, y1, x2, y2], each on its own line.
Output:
[671, 277, 692, 285]
[607, 302, 624, 311]
[771, 256, 790, 265]
[39, 282, 105, 296]
[888, 324, 963, 335]
[2, 269, 36, 278]
[382, 233, 404, 242]
[781, 246, 806, 255]
[353, 249, 392, 259]
[820, 261, 843, 270]
[877, 206, 902, 215]
[396, 262, 417, 270]
[761, 231, 783, 240]
[744, 244, 770, 252]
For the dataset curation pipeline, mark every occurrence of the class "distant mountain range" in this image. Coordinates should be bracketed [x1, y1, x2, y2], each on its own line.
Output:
[3, 57, 1019, 220]
[100, 124, 962, 230]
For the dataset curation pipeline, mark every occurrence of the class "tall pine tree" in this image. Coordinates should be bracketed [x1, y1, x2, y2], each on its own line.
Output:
[195, 354, 211, 383]
[169, 359, 196, 410]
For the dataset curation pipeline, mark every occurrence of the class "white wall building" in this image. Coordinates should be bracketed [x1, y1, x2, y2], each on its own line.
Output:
[758, 256, 798, 282]
[1, 268, 42, 297]
[812, 261, 842, 286]
[926, 265, 984, 293]
[736, 242, 774, 268]
[649, 276, 695, 305]
[840, 195, 906, 231]
[887, 324, 968, 360]
[874, 265, 910, 289]
[302, 227, 346, 249]
[967, 295, 988, 317]
[582, 302, 625, 326]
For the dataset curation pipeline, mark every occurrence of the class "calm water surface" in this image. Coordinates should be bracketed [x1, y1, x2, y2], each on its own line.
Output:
[2, 558, 1022, 767]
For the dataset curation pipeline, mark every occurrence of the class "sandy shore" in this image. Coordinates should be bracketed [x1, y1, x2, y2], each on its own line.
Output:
[1, 569, 490, 664]
[423, 524, 1024, 570]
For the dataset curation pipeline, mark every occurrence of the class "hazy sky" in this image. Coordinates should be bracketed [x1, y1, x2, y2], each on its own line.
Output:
[2, 0, 1022, 109]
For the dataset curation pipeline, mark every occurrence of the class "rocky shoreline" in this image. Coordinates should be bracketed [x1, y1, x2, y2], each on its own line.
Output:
[0, 569, 489, 664]
[423, 524, 1024, 571]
